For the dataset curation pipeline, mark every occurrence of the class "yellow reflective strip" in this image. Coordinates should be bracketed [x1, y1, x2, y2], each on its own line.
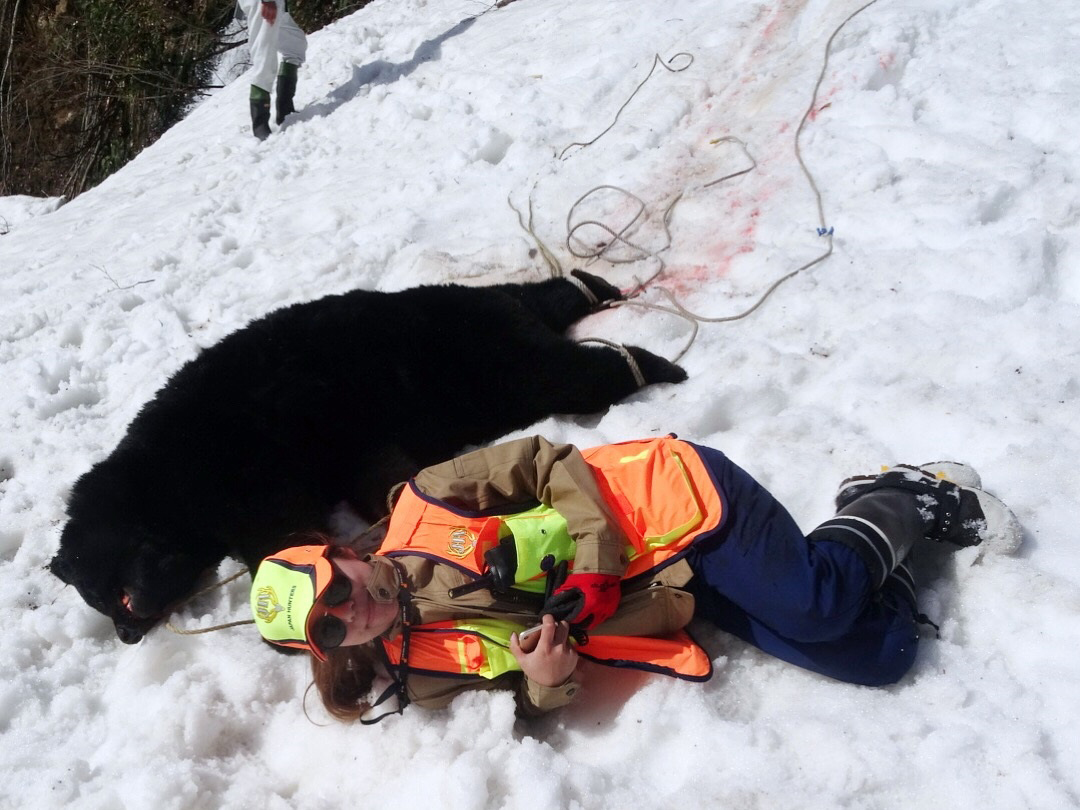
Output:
[453, 618, 524, 639]
[477, 644, 520, 679]
[451, 619, 528, 679]
[640, 452, 703, 550]
[454, 637, 471, 675]
[618, 449, 650, 463]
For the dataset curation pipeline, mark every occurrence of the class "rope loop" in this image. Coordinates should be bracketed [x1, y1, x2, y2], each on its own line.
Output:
[565, 185, 684, 296]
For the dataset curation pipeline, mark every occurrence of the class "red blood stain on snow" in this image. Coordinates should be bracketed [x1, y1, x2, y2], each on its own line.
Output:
[740, 208, 761, 239]
[631, 0, 812, 298]
[662, 241, 757, 298]
[752, 0, 805, 57]
[657, 201, 761, 297]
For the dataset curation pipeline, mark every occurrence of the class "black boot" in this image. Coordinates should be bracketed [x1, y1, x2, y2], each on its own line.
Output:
[809, 487, 925, 588]
[250, 86, 271, 140]
[835, 463, 1021, 555]
[881, 558, 917, 613]
[275, 63, 298, 125]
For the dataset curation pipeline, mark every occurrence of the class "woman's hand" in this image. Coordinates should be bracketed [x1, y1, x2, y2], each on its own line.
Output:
[509, 614, 579, 687]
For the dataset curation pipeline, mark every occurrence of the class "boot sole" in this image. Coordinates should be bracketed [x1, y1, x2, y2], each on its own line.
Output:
[969, 488, 1023, 557]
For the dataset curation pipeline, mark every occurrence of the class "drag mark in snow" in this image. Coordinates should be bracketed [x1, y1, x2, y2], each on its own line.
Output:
[648, 2, 881, 303]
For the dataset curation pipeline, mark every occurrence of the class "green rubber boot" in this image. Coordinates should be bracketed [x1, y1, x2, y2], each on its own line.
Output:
[276, 62, 299, 125]
[250, 85, 271, 140]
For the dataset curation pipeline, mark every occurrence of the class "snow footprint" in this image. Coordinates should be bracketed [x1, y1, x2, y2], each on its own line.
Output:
[860, 24, 918, 92]
[471, 128, 514, 165]
[29, 340, 104, 420]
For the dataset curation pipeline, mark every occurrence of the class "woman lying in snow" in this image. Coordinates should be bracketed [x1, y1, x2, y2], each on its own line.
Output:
[249, 434, 1020, 722]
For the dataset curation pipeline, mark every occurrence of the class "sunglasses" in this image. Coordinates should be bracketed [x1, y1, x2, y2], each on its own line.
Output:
[310, 563, 353, 652]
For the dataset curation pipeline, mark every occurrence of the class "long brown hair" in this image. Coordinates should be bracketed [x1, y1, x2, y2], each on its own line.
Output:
[288, 531, 395, 722]
[311, 643, 381, 722]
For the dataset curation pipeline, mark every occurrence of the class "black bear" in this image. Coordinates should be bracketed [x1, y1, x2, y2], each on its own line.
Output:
[50, 271, 686, 644]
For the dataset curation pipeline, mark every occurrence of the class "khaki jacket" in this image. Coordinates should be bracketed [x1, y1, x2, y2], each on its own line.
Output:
[353, 436, 700, 715]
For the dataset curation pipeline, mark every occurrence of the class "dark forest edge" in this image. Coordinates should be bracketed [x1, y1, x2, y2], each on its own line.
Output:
[0, 0, 369, 200]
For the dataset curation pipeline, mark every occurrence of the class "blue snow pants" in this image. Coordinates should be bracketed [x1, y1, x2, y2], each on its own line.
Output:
[683, 445, 919, 686]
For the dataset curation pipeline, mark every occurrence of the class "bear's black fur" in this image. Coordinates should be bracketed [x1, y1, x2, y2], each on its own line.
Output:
[50, 272, 686, 644]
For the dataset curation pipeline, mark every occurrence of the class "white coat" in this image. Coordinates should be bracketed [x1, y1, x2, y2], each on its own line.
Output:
[236, 0, 308, 93]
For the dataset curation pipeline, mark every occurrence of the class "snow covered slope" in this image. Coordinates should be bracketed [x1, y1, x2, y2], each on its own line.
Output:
[1, 0, 1079, 806]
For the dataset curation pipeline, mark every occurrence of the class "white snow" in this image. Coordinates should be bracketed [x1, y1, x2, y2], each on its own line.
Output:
[2, 0, 1079, 807]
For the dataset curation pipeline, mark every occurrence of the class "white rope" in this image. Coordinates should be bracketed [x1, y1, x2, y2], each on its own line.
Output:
[559, 52, 694, 160]
[566, 273, 599, 305]
[508, 192, 563, 278]
[164, 567, 254, 635]
[565, 184, 679, 295]
[165, 617, 256, 635]
[563, 135, 757, 298]
[578, 338, 647, 388]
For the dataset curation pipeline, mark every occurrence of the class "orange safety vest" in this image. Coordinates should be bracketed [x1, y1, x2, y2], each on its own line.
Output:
[375, 437, 723, 684]
[379, 436, 724, 586]
[381, 619, 712, 682]
[364, 618, 712, 724]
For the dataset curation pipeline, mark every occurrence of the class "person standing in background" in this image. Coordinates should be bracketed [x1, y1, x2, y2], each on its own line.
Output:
[236, 0, 308, 139]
